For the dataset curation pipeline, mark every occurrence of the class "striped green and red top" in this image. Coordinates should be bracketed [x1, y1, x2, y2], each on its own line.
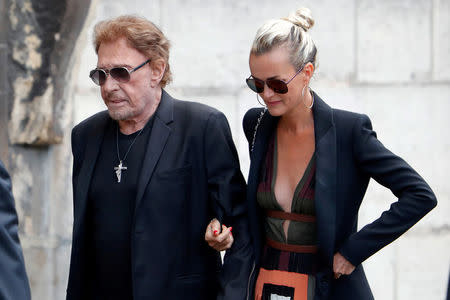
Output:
[257, 132, 318, 274]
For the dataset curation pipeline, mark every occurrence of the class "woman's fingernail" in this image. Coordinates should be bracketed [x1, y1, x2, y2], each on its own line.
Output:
[213, 230, 218, 236]
[229, 227, 233, 232]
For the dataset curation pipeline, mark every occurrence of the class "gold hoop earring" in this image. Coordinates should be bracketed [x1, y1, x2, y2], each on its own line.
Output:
[302, 85, 314, 109]
[256, 94, 266, 107]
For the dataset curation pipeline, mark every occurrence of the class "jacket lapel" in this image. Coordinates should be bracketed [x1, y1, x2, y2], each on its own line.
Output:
[134, 89, 173, 213]
[247, 110, 278, 261]
[73, 112, 110, 234]
[312, 91, 337, 267]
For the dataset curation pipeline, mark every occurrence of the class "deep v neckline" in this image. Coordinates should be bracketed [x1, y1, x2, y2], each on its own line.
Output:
[271, 131, 316, 214]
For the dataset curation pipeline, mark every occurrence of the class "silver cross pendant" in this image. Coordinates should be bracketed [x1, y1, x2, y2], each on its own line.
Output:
[114, 160, 127, 183]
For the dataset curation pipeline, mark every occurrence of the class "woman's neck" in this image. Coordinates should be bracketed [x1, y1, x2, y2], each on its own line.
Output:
[279, 99, 314, 134]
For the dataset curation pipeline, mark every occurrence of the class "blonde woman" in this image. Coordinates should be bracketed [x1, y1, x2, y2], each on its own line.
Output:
[206, 7, 436, 300]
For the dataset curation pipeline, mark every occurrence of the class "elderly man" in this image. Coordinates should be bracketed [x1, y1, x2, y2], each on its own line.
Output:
[66, 15, 252, 300]
[0, 160, 31, 300]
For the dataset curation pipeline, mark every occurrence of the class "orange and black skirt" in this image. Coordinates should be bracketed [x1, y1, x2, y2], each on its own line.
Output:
[254, 241, 317, 300]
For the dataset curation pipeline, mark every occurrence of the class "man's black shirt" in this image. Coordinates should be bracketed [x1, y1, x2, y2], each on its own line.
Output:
[86, 117, 154, 299]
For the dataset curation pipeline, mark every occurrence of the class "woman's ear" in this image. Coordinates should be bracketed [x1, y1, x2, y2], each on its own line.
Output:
[150, 58, 166, 87]
[303, 62, 315, 80]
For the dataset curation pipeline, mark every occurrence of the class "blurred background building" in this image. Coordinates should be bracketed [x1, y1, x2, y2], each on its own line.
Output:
[1, 0, 449, 299]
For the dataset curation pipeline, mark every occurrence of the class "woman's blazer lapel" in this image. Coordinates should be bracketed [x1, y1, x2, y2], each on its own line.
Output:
[247, 110, 278, 262]
[312, 92, 337, 267]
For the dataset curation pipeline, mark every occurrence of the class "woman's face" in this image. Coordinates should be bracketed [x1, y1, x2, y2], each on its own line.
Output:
[248, 46, 305, 117]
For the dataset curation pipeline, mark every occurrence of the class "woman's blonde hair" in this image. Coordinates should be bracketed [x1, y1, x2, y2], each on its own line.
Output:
[251, 7, 317, 71]
[93, 15, 172, 88]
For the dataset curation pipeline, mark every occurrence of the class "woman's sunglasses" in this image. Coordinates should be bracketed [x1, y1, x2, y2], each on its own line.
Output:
[246, 65, 305, 94]
[89, 59, 151, 86]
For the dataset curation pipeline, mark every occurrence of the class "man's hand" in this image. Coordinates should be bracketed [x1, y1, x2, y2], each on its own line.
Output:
[333, 252, 355, 279]
[204, 218, 234, 251]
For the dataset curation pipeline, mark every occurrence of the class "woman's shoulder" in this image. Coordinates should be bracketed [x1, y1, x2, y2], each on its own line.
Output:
[243, 107, 266, 133]
[329, 108, 378, 148]
[313, 91, 371, 130]
[244, 107, 266, 122]
[331, 107, 372, 131]
[332, 107, 368, 121]
[241, 107, 268, 147]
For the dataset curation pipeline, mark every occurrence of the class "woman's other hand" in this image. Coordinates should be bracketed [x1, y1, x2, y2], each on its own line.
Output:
[204, 218, 234, 251]
[333, 252, 355, 279]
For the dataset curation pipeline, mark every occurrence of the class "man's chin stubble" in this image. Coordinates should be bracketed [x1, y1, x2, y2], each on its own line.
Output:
[108, 109, 132, 121]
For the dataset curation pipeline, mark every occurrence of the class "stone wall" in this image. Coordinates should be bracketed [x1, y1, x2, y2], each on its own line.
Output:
[1, 0, 91, 299]
[0, 0, 8, 163]
[2, 0, 449, 299]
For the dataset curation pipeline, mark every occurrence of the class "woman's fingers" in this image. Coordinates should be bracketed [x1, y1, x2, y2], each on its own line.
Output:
[211, 226, 233, 250]
[204, 220, 233, 251]
[215, 225, 233, 244]
[210, 218, 221, 236]
[204, 219, 220, 247]
[333, 252, 355, 279]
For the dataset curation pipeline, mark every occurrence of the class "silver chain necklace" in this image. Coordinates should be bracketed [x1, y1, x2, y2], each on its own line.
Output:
[114, 124, 145, 183]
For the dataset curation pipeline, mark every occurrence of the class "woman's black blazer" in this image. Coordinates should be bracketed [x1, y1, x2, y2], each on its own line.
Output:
[242, 91, 437, 300]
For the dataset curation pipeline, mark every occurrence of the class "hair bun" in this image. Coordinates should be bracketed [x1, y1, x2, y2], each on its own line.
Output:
[284, 7, 315, 31]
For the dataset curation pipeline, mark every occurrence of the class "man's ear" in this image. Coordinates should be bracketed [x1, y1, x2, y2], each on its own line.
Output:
[150, 58, 166, 87]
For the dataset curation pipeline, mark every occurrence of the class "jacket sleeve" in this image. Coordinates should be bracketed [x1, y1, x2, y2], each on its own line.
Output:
[339, 114, 437, 266]
[0, 160, 31, 300]
[204, 112, 254, 300]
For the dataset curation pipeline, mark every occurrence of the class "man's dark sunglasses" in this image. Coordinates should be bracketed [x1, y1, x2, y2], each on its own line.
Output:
[89, 59, 151, 86]
[246, 65, 305, 94]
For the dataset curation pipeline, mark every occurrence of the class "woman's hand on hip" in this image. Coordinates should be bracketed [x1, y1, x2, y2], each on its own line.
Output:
[204, 218, 233, 251]
[333, 252, 355, 279]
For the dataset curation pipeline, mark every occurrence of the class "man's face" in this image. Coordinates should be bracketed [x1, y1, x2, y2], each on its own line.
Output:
[97, 37, 155, 122]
